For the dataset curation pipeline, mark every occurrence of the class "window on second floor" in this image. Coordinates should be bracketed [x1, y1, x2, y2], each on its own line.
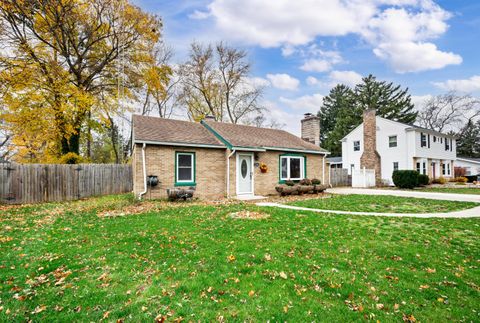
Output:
[445, 138, 450, 151]
[420, 133, 427, 147]
[388, 135, 397, 148]
[353, 141, 360, 151]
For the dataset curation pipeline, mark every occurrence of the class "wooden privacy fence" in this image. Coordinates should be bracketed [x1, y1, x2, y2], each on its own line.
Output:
[330, 168, 350, 187]
[0, 163, 133, 204]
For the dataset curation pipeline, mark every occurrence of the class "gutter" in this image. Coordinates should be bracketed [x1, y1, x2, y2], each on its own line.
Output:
[226, 149, 236, 198]
[138, 143, 147, 200]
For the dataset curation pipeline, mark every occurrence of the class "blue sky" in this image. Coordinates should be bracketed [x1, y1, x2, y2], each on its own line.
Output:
[132, 0, 480, 135]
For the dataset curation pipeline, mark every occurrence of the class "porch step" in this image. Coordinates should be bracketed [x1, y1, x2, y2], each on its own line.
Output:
[235, 195, 266, 201]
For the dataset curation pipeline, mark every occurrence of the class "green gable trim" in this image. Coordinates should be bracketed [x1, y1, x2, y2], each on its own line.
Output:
[174, 151, 196, 187]
[200, 121, 233, 149]
[278, 153, 307, 184]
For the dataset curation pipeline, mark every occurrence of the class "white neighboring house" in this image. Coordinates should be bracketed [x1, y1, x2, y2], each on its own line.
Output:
[341, 111, 456, 185]
[455, 157, 480, 176]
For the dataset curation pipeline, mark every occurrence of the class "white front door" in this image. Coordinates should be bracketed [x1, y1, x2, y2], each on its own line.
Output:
[237, 154, 253, 195]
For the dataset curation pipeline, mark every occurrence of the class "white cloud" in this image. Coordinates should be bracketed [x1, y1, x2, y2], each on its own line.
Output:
[279, 94, 324, 111]
[300, 59, 333, 73]
[433, 75, 480, 93]
[188, 10, 211, 20]
[209, 0, 376, 47]
[203, 0, 461, 73]
[262, 100, 302, 135]
[306, 76, 320, 86]
[366, 5, 462, 72]
[411, 94, 433, 110]
[266, 73, 300, 90]
[328, 70, 363, 87]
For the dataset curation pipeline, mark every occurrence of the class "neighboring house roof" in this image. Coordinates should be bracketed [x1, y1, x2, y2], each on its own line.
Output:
[132, 115, 225, 148]
[457, 157, 480, 164]
[327, 157, 342, 164]
[202, 120, 329, 154]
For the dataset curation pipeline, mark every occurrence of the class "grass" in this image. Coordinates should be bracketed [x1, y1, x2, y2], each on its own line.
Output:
[416, 187, 480, 195]
[288, 194, 478, 213]
[0, 194, 479, 321]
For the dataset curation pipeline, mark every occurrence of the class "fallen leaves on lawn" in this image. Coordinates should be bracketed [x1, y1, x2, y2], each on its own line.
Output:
[403, 313, 416, 322]
[228, 211, 270, 220]
[0, 236, 13, 243]
[227, 254, 236, 262]
[32, 305, 46, 314]
[419, 284, 430, 290]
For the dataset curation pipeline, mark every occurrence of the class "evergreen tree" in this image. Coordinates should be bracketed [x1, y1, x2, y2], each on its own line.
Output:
[318, 74, 417, 155]
[318, 85, 357, 156]
[354, 75, 417, 123]
[457, 120, 480, 158]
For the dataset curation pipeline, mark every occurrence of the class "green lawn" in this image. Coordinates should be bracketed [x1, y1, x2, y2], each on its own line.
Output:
[417, 187, 480, 195]
[1, 194, 479, 321]
[288, 194, 478, 213]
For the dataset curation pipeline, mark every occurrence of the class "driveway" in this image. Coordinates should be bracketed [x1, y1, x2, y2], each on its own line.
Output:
[327, 187, 480, 203]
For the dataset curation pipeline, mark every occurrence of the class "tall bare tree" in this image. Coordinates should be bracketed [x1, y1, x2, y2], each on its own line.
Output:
[417, 92, 480, 132]
[179, 42, 264, 123]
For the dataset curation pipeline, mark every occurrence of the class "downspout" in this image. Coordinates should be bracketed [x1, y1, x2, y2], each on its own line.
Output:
[226, 149, 236, 198]
[138, 143, 147, 200]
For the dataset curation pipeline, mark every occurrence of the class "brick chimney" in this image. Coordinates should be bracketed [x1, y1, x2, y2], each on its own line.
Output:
[301, 113, 320, 146]
[360, 109, 382, 185]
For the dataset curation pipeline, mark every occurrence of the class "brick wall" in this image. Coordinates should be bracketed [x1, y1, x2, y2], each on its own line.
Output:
[134, 144, 327, 199]
[133, 144, 226, 200]
[360, 109, 382, 184]
[238, 151, 326, 196]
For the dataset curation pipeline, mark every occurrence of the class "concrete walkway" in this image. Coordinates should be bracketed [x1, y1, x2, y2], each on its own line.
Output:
[256, 202, 480, 218]
[327, 187, 480, 203]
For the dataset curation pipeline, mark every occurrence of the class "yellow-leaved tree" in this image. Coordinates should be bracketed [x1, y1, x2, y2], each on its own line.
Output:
[0, 0, 171, 163]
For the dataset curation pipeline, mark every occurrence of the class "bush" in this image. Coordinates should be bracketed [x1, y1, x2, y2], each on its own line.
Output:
[300, 178, 312, 185]
[418, 174, 429, 186]
[311, 178, 321, 185]
[285, 180, 295, 186]
[454, 176, 468, 183]
[392, 170, 419, 189]
[432, 176, 447, 184]
[59, 152, 84, 164]
[454, 167, 467, 177]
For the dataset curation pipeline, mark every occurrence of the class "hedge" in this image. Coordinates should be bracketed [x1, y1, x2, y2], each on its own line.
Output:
[392, 170, 419, 189]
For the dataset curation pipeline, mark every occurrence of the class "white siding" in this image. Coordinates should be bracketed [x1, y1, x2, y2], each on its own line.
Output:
[341, 116, 457, 185]
[455, 159, 480, 176]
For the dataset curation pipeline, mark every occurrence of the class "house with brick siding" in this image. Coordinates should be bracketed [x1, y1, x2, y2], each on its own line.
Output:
[341, 109, 456, 185]
[132, 114, 329, 200]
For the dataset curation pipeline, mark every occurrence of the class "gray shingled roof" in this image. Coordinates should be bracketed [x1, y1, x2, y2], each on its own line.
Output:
[132, 115, 224, 147]
[203, 120, 328, 153]
[132, 115, 329, 153]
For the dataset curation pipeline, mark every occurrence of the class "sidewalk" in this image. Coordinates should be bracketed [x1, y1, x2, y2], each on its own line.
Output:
[256, 202, 480, 218]
[327, 187, 480, 203]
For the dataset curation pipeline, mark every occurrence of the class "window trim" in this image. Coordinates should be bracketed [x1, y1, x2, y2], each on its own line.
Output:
[388, 135, 398, 148]
[279, 154, 306, 183]
[353, 140, 360, 151]
[175, 152, 196, 186]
